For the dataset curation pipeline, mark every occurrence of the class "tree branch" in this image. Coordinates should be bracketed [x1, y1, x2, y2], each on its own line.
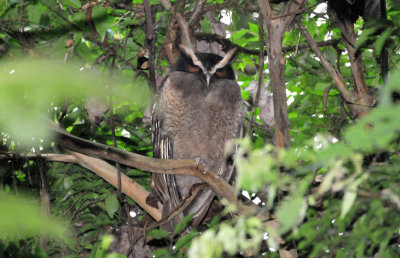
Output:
[0, 152, 163, 221]
[4, 125, 281, 243]
[295, 21, 370, 116]
[144, 0, 157, 93]
[0, 153, 78, 163]
[189, 0, 207, 26]
[69, 150, 162, 221]
[160, 0, 194, 49]
[51, 123, 240, 207]
[247, 13, 265, 136]
[195, 32, 342, 56]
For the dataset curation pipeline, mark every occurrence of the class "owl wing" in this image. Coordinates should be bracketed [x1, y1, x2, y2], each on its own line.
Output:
[146, 76, 184, 230]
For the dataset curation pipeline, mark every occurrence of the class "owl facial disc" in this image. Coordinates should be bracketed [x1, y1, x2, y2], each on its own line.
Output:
[178, 45, 238, 87]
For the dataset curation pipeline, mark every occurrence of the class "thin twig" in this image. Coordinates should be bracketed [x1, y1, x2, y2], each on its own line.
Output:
[247, 14, 265, 136]
[195, 32, 342, 55]
[189, 0, 207, 26]
[108, 53, 136, 255]
[160, 0, 194, 49]
[144, 0, 157, 92]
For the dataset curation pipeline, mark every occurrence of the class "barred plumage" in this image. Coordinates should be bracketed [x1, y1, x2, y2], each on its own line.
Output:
[147, 46, 244, 232]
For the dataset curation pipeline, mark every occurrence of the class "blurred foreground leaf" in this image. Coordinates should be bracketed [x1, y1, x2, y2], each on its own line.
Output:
[0, 191, 70, 243]
[0, 59, 146, 147]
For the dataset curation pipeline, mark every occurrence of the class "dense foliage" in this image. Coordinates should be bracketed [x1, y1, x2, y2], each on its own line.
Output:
[0, 0, 399, 257]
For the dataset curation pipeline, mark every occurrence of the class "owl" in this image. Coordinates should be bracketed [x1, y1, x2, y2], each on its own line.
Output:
[147, 45, 244, 232]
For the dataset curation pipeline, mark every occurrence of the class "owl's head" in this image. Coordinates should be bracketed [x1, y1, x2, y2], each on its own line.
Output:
[173, 45, 237, 86]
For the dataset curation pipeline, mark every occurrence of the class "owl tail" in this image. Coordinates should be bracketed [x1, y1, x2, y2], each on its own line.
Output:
[153, 184, 214, 234]
[165, 187, 215, 233]
[186, 188, 215, 227]
[159, 200, 184, 233]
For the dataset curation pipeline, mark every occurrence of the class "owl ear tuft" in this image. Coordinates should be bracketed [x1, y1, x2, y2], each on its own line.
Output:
[210, 47, 238, 73]
[178, 45, 196, 61]
[224, 47, 238, 64]
[178, 44, 193, 56]
[178, 44, 205, 71]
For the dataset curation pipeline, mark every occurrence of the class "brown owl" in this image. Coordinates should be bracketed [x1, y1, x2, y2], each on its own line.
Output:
[147, 45, 244, 232]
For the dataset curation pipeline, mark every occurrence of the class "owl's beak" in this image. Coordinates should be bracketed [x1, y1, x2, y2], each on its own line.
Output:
[206, 74, 211, 87]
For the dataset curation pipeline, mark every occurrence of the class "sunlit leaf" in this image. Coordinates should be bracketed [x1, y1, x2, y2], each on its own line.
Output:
[374, 27, 394, 55]
[147, 229, 169, 239]
[174, 214, 193, 235]
[60, 0, 81, 8]
[105, 194, 119, 219]
[355, 27, 377, 50]
[276, 197, 307, 234]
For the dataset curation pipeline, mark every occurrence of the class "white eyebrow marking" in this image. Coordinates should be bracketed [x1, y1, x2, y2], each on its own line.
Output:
[178, 44, 207, 74]
[210, 47, 238, 74]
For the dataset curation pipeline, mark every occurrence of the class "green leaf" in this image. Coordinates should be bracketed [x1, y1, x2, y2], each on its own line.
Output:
[147, 229, 169, 239]
[175, 231, 198, 250]
[355, 27, 377, 50]
[230, 29, 250, 46]
[153, 248, 172, 258]
[276, 197, 307, 233]
[340, 188, 357, 219]
[200, 15, 211, 33]
[92, 6, 108, 41]
[174, 214, 193, 235]
[248, 22, 258, 34]
[374, 27, 394, 55]
[208, 215, 220, 228]
[105, 254, 127, 258]
[100, 234, 114, 252]
[60, 0, 81, 8]
[0, 192, 69, 243]
[314, 81, 331, 95]
[218, 224, 237, 255]
[105, 194, 119, 219]
[340, 175, 366, 218]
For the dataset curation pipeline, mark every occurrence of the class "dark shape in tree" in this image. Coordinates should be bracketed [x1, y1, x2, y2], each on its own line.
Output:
[146, 46, 244, 232]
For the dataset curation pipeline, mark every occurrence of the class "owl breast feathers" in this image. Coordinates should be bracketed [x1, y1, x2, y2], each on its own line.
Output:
[149, 46, 244, 232]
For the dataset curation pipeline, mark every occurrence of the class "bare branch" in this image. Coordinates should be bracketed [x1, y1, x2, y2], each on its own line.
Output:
[51, 123, 239, 206]
[0, 151, 163, 220]
[160, 0, 194, 49]
[247, 14, 265, 136]
[144, 0, 157, 92]
[195, 32, 342, 55]
[69, 150, 163, 221]
[0, 153, 78, 163]
[189, 0, 207, 26]
[295, 21, 370, 116]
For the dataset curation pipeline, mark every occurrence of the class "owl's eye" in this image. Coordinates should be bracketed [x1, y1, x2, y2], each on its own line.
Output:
[187, 65, 201, 73]
[215, 68, 227, 77]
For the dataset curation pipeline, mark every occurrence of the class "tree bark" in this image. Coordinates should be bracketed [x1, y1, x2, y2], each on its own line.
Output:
[257, 0, 304, 148]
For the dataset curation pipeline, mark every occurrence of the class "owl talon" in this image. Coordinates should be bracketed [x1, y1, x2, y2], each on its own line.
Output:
[194, 158, 210, 175]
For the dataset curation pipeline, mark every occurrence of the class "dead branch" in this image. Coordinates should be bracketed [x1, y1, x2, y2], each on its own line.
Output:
[144, 0, 157, 93]
[69, 150, 163, 221]
[0, 151, 163, 221]
[189, 0, 207, 26]
[0, 153, 78, 163]
[195, 32, 341, 56]
[295, 21, 371, 116]
[51, 123, 239, 206]
[247, 13, 265, 136]
[1, 129, 281, 243]
[51, 123, 274, 221]
[332, 16, 375, 110]
[160, 0, 194, 49]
